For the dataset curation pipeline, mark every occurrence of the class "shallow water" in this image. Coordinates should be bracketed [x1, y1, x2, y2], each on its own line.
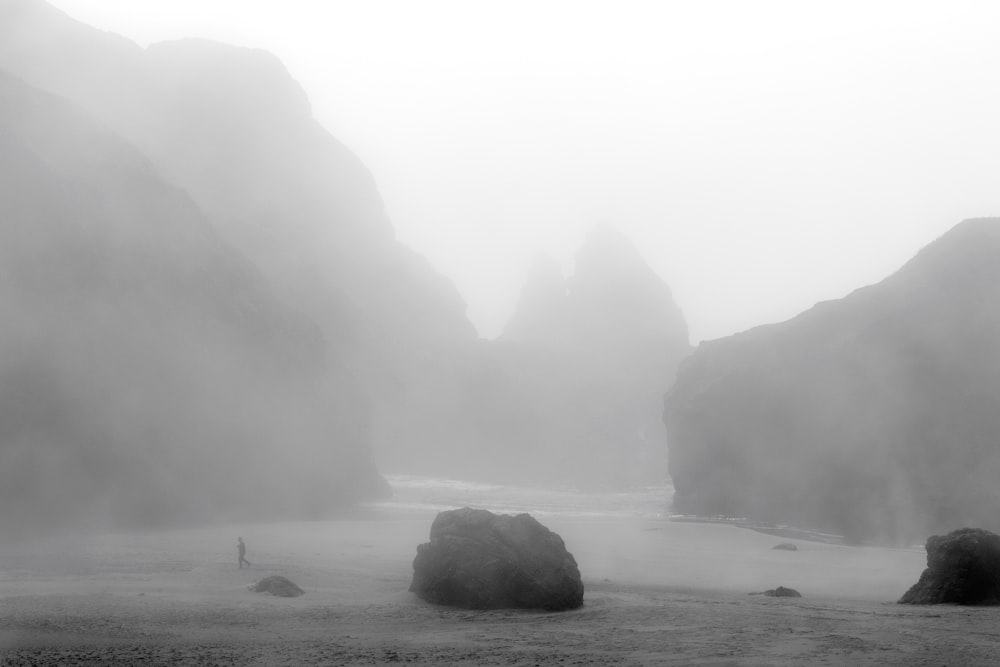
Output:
[367, 474, 675, 520]
[368, 475, 849, 544]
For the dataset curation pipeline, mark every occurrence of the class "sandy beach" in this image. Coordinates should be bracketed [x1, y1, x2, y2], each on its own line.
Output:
[3, 507, 999, 666]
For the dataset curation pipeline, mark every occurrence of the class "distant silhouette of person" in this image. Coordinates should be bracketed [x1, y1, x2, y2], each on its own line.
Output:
[238, 536, 250, 569]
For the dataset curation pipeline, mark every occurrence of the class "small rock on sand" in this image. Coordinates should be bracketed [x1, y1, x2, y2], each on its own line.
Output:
[750, 586, 802, 598]
[250, 576, 305, 597]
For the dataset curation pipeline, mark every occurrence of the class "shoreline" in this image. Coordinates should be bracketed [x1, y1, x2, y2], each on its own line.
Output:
[4, 510, 996, 665]
[667, 514, 848, 545]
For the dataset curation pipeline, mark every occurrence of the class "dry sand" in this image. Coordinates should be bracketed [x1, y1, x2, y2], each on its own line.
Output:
[2, 509, 999, 665]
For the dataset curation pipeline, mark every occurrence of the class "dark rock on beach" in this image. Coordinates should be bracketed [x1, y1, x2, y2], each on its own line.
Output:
[410, 507, 584, 611]
[899, 528, 1000, 605]
[772, 543, 798, 551]
[251, 576, 305, 597]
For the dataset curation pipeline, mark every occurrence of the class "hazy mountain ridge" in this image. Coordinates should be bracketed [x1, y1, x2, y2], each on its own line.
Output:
[664, 218, 1000, 543]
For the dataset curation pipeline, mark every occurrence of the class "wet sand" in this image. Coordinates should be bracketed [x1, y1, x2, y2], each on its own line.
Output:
[2, 511, 999, 665]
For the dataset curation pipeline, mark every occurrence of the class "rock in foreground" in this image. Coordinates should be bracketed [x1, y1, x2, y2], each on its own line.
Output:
[251, 576, 305, 597]
[410, 508, 584, 610]
[899, 528, 1000, 605]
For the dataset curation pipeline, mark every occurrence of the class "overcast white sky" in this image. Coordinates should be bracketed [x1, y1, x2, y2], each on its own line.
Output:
[47, 1, 1000, 342]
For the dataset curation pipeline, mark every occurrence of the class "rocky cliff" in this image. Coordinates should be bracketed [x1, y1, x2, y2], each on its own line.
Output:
[0, 69, 382, 535]
[664, 219, 1000, 543]
[0, 0, 479, 478]
[0, 0, 491, 534]
[0, 0, 696, 504]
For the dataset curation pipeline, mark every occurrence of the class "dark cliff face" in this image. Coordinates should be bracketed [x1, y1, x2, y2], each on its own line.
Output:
[664, 219, 1000, 543]
[0, 70, 382, 536]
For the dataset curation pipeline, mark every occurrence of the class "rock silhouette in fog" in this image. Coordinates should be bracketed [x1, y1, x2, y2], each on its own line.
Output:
[899, 528, 1000, 605]
[4, 0, 477, 471]
[0, 67, 385, 535]
[664, 219, 1000, 543]
[426, 225, 691, 488]
[0, 0, 495, 534]
[0, 1, 690, 495]
[410, 508, 584, 611]
[378, 225, 690, 488]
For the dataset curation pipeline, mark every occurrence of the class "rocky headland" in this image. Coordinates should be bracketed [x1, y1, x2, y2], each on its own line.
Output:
[0, 0, 482, 534]
[664, 218, 1000, 543]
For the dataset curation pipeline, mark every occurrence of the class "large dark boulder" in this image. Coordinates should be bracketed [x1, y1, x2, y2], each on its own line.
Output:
[899, 528, 1000, 605]
[410, 508, 584, 611]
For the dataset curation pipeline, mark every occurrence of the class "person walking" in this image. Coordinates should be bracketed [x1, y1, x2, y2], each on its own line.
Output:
[237, 536, 251, 569]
